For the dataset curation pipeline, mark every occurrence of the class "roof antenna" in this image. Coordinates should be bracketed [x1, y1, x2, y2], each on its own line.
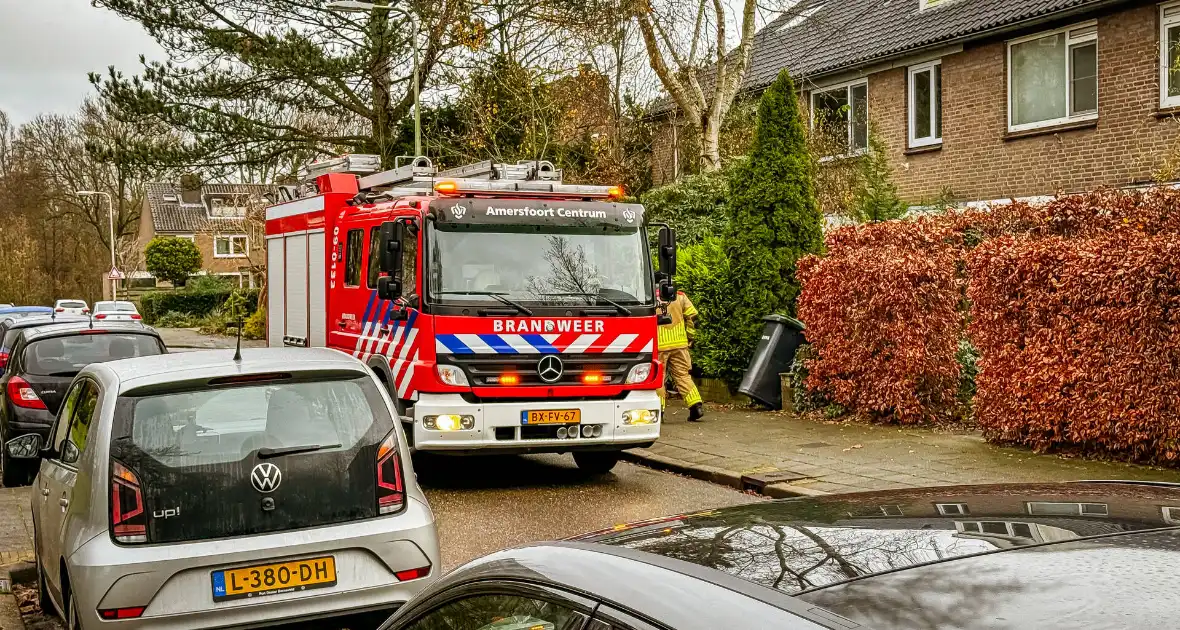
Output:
[88, 310, 93, 329]
[227, 290, 246, 362]
[233, 311, 243, 362]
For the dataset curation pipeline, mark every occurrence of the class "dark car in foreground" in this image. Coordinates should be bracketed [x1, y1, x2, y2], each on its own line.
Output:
[379, 482, 1180, 630]
[0, 321, 165, 485]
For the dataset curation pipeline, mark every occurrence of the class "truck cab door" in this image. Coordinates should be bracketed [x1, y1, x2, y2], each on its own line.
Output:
[328, 226, 372, 354]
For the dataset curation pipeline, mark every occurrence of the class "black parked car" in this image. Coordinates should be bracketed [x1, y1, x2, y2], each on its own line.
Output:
[379, 482, 1180, 630]
[0, 321, 166, 485]
[0, 314, 90, 370]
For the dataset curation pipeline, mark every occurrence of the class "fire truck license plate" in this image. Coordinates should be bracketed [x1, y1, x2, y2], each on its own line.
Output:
[522, 409, 581, 425]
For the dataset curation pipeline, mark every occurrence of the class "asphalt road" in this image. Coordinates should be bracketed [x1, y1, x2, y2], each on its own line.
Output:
[17, 454, 756, 630]
[416, 453, 760, 571]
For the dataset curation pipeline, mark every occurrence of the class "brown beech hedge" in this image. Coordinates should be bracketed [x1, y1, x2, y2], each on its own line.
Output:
[798, 187, 1180, 460]
[797, 219, 965, 424]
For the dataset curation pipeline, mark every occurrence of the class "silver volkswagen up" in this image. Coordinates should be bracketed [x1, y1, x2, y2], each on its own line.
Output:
[9, 348, 439, 629]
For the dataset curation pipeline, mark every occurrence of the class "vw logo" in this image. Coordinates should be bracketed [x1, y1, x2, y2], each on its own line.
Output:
[622, 209, 636, 224]
[450, 204, 466, 219]
[251, 463, 282, 493]
[537, 355, 564, 383]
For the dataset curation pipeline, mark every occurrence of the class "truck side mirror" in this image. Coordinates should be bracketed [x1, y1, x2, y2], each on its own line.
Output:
[376, 276, 402, 301]
[658, 226, 677, 278]
[379, 221, 405, 274]
[659, 281, 676, 302]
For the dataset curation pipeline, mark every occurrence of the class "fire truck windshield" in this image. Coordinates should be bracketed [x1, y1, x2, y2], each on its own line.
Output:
[427, 223, 653, 307]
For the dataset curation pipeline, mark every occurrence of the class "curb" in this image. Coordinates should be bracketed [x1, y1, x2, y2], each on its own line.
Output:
[0, 562, 29, 630]
[621, 449, 829, 498]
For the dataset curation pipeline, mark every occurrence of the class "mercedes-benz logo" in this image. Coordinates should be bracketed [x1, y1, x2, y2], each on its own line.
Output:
[251, 462, 282, 493]
[537, 355, 564, 383]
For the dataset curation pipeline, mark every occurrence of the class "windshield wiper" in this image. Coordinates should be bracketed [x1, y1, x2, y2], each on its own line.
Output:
[257, 443, 341, 459]
[542, 292, 632, 316]
[436, 291, 533, 316]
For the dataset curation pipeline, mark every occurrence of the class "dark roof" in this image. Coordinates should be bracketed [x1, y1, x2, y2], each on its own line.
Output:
[654, 0, 1126, 115]
[145, 182, 277, 233]
[21, 321, 158, 341]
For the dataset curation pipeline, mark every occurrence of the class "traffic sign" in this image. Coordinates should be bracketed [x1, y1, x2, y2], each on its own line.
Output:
[108, 267, 126, 280]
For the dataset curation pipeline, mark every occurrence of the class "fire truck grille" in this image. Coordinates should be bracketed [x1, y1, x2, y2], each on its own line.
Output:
[443, 353, 651, 387]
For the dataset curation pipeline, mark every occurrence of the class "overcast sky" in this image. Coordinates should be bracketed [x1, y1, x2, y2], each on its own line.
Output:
[0, 0, 164, 125]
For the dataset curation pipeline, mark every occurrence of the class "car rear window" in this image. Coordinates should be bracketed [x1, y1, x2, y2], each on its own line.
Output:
[59, 301, 86, 308]
[24, 333, 163, 376]
[124, 379, 379, 467]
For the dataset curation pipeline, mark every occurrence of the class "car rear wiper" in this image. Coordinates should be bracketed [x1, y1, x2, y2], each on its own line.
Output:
[436, 291, 533, 316]
[257, 443, 341, 459]
[542, 292, 632, 316]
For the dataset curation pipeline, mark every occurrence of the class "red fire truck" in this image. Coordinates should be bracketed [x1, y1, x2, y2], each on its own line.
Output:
[264, 156, 678, 473]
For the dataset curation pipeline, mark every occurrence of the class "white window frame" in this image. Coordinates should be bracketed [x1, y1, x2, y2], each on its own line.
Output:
[810, 78, 869, 159]
[908, 59, 943, 148]
[1162, 506, 1180, 524]
[204, 193, 249, 220]
[213, 234, 249, 258]
[936, 502, 968, 515]
[1026, 501, 1109, 516]
[1160, 2, 1180, 108]
[1006, 21, 1098, 133]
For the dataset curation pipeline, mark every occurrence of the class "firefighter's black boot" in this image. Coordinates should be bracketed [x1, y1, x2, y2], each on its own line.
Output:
[688, 403, 706, 422]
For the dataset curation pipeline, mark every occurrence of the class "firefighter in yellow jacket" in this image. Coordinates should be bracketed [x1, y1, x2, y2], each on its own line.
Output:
[658, 291, 705, 422]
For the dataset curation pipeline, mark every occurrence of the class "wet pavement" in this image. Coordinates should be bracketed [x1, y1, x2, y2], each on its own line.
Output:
[416, 453, 759, 570]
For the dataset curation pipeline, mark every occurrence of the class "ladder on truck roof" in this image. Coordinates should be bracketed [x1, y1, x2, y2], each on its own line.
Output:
[299, 154, 619, 200]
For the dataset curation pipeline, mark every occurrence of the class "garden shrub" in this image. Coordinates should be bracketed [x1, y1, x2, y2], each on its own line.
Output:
[153, 311, 197, 328]
[715, 70, 824, 385]
[243, 308, 267, 340]
[672, 237, 732, 378]
[796, 218, 965, 423]
[141, 287, 259, 325]
[641, 169, 730, 246]
[968, 230, 1180, 462]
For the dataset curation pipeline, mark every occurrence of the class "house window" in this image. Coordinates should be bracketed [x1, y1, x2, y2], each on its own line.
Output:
[936, 503, 968, 516]
[811, 79, 868, 156]
[1008, 23, 1097, 131]
[1161, 3, 1180, 108]
[956, 521, 1037, 539]
[908, 60, 942, 147]
[213, 234, 248, 258]
[206, 194, 248, 219]
[1162, 506, 1180, 524]
[878, 505, 903, 517]
[1026, 501, 1108, 516]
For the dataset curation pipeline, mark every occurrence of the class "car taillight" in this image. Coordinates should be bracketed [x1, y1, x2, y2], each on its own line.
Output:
[54, 308, 64, 313]
[111, 460, 147, 543]
[130, 314, 142, 320]
[394, 566, 431, 582]
[0, 352, 8, 369]
[7, 376, 46, 409]
[82, 308, 89, 314]
[94, 313, 107, 319]
[376, 431, 405, 515]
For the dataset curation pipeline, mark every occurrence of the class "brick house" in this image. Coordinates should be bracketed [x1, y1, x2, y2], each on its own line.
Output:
[652, 0, 1180, 205]
[138, 181, 277, 287]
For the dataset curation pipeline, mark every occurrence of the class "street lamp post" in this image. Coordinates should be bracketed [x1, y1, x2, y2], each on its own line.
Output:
[325, 0, 422, 157]
[77, 190, 118, 301]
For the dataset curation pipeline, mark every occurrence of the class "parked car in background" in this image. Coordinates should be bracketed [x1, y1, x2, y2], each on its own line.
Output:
[0, 315, 90, 371]
[53, 300, 89, 315]
[379, 482, 1180, 630]
[92, 301, 142, 322]
[7, 348, 439, 630]
[0, 304, 13, 309]
[0, 306, 54, 320]
[0, 322, 165, 486]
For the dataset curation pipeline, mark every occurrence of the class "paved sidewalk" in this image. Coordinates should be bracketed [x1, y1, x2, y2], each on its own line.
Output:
[156, 327, 266, 350]
[624, 404, 1180, 496]
[0, 488, 32, 565]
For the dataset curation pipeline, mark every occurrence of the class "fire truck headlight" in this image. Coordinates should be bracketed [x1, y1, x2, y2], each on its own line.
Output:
[423, 415, 475, 431]
[625, 363, 653, 384]
[622, 409, 659, 425]
[436, 364, 469, 387]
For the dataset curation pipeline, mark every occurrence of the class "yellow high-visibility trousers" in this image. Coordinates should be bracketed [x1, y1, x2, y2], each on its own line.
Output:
[657, 347, 702, 408]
